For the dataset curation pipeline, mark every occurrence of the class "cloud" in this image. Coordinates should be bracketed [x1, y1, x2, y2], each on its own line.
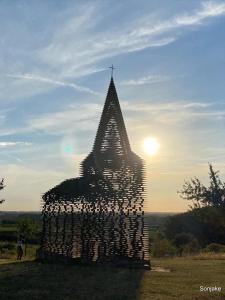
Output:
[121, 100, 212, 112]
[121, 100, 225, 126]
[0, 142, 33, 168]
[27, 103, 102, 135]
[175, 1, 225, 25]
[2, 98, 222, 138]
[120, 74, 171, 86]
[2, 1, 225, 103]
[7, 74, 102, 96]
[0, 141, 31, 148]
[25, 99, 219, 137]
[130, 1, 225, 37]
[38, 1, 225, 78]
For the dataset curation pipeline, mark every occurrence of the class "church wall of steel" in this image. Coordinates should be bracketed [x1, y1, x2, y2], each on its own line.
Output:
[37, 78, 150, 268]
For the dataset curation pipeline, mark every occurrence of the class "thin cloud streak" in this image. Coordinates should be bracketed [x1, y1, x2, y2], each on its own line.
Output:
[39, 1, 225, 77]
[3, 2, 225, 103]
[175, 1, 225, 25]
[1, 100, 221, 137]
[27, 103, 102, 135]
[0, 142, 32, 148]
[120, 74, 171, 86]
[25, 100, 222, 136]
[132, 1, 225, 38]
[123, 100, 225, 125]
[121, 101, 212, 112]
[7, 74, 102, 96]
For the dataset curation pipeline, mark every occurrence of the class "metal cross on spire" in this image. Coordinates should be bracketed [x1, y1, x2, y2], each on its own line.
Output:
[109, 64, 116, 77]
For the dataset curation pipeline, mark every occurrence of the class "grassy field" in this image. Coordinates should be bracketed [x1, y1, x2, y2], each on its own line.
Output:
[0, 249, 225, 300]
[0, 226, 16, 232]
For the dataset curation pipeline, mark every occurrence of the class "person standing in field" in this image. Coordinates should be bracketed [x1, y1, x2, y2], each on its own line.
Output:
[16, 236, 24, 260]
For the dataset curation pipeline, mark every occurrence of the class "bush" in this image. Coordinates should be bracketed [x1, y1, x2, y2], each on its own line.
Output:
[0, 241, 15, 258]
[173, 233, 196, 256]
[183, 238, 200, 255]
[1, 242, 15, 250]
[152, 238, 177, 258]
[205, 243, 225, 253]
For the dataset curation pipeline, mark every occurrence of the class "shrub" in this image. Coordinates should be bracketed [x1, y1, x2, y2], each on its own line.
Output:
[183, 238, 200, 255]
[152, 238, 177, 258]
[205, 243, 225, 253]
[2, 242, 15, 250]
[173, 233, 196, 256]
[0, 241, 15, 258]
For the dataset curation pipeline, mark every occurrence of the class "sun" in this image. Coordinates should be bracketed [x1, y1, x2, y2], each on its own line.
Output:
[143, 137, 160, 155]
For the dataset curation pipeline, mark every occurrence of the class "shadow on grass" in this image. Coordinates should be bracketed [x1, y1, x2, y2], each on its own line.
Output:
[0, 260, 146, 300]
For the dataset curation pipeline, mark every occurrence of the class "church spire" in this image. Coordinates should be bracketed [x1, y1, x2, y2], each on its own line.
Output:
[93, 77, 131, 156]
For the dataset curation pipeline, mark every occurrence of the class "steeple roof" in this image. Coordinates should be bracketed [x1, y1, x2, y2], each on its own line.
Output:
[93, 77, 131, 156]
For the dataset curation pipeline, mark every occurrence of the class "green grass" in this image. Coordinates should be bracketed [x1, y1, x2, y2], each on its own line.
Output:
[0, 226, 16, 232]
[0, 251, 225, 300]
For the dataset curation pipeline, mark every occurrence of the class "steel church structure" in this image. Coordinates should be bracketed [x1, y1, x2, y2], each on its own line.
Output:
[38, 77, 150, 269]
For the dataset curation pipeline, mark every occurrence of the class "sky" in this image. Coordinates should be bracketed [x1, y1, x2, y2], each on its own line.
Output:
[0, 0, 225, 212]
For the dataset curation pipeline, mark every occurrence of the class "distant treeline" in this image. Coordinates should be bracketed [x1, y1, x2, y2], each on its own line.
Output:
[164, 207, 225, 246]
[0, 212, 41, 223]
[0, 212, 42, 244]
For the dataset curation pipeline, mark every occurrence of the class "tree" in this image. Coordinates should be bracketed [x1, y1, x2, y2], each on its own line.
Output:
[164, 212, 205, 244]
[152, 232, 177, 257]
[164, 207, 225, 247]
[17, 218, 39, 255]
[178, 164, 225, 209]
[173, 233, 194, 256]
[0, 178, 5, 205]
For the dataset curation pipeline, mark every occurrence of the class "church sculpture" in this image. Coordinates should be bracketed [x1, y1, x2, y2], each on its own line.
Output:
[38, 76, 150, 268]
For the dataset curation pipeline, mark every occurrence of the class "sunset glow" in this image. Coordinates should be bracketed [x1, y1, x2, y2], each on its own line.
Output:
[143, 137, 160, 156]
